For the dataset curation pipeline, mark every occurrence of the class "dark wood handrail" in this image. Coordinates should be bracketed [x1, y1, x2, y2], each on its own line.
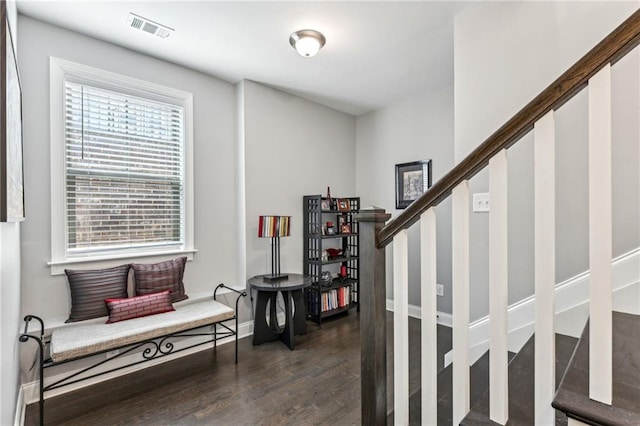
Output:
[377, 8, 640, 249]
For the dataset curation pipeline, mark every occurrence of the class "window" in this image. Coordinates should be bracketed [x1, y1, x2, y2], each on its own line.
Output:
[49, 58, 194, 274]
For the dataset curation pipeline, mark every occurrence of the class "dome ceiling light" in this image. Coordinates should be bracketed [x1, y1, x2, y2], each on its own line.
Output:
[289, 29, 326, 58]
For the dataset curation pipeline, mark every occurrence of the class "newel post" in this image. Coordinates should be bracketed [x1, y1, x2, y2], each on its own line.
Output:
[355, 207, 391, 425]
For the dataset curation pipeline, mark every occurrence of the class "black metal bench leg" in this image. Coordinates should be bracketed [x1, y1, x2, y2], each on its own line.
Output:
[19, 315, 45, 426]
[235, 313, 239, 364]
[216, 283, 247, 364]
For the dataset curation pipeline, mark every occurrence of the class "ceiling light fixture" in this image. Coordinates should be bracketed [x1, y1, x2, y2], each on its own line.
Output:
[289, 29, 326, 58]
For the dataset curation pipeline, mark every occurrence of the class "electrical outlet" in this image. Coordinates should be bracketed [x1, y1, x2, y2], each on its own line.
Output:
[106, 349, 119, 359]
[473, 193, 490, 212]
[436, 284, 444, 297]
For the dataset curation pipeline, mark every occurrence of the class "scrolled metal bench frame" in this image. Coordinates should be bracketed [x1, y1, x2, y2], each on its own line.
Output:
[19, 283, 246, 426]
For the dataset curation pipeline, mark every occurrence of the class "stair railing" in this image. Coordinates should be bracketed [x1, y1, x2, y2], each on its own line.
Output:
[356, 8, 640, 425]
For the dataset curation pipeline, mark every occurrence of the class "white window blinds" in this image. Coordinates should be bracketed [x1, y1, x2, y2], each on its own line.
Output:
[64, 81, 185, 255]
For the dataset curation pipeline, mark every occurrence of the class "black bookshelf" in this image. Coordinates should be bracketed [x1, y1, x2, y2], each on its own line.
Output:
[303, 195, 360, 325]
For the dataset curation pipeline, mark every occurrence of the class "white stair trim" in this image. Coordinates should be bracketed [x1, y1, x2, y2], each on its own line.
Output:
[386, 246, 640, 366]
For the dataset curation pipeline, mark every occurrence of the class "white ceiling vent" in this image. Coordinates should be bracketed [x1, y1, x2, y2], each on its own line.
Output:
[127, 13, 173, 39]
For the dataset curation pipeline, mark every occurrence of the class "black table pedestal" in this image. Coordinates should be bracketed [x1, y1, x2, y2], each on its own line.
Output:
[281, 289, 307, 349]
[252, 291, 280, 345]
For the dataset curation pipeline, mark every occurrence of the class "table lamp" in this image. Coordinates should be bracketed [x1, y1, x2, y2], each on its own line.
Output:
[258, 215, 291, 281]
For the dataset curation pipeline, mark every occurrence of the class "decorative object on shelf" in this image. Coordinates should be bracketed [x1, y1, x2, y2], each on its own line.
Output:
[395, 159, 432, 209]
[344, 248, 351, 258]
[321, 250, 329, 262]
[320, 271, 332, 286]
[326, 186, 333, 209]
[1, 6, 24, 222]
[340, 224, 351, 234]
[340, 265, 348, 278]
[258, 215, 291, 281]
[326, 248, 342, 258]
[337, 198, 350, 211]
[321, 199, 330, 210]
[326, 221, 335, 235]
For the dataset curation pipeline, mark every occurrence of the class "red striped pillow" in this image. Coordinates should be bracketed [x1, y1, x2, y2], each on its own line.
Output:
[105, 290, 174, 324]
[132, 257, 188, 303]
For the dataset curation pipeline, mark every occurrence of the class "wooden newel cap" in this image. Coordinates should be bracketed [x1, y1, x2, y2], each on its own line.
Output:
[353, 207, 391, 223]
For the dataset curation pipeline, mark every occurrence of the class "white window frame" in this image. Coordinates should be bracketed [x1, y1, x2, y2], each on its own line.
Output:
[48, 57, 195, 275]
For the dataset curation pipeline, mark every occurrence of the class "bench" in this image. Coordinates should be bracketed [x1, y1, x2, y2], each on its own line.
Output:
[19, 283, 246, 426]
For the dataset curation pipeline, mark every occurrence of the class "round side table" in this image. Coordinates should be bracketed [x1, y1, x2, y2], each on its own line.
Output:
[248, 274, 311, 350]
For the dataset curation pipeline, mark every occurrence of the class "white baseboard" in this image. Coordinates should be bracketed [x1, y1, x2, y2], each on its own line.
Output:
[384, 299, 453, 327]
[21, 320, 253, 406]
[387, 247, 640, 366]
[14, 385, 25, 426]
[436, 311, 453, 328]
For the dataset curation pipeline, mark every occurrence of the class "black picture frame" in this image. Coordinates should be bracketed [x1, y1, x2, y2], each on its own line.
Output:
[395, 159, 432, 209]
[0, 3, 24, 222]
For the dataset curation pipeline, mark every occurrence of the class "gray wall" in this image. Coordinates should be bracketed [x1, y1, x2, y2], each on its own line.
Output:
[1, 2, 21, 424]
[454, 2, 639, 321]
[240, 80, 356, 283]
[18, 15, 240, 320]
[355, 83, 455, 311]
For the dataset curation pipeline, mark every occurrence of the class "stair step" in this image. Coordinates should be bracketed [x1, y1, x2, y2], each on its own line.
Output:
[460, 333, 578, 426]
[552, 311, 640, 426]
[387, 332, 578, 425]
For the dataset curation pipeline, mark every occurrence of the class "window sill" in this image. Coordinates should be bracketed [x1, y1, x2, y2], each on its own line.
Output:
[48, 248, 198, 275]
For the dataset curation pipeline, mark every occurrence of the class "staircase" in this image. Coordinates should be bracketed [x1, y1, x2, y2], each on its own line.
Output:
[553, 312, 640, 425]
[387, 333, 579, 425]
[356, 8, 640, 426]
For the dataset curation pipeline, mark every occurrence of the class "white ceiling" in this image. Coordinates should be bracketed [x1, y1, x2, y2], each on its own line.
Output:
[17, 1, 475, 116]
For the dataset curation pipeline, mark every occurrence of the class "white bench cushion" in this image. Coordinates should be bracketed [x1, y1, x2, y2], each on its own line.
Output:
[50, 299, 234, 363]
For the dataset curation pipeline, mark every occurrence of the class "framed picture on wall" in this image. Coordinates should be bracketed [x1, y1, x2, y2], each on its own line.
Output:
[395, 159, 432, 209]
[0, 3, 24, 222]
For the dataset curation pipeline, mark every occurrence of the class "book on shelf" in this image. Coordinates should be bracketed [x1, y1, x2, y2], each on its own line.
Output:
[317, 286, 351, 312]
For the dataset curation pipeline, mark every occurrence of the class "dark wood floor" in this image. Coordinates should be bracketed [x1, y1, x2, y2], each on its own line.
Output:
[26, 312, 452, 426]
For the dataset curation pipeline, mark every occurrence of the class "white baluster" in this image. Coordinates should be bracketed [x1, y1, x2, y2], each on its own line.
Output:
[534, 110, 556, 424]
[393, 229, 410, 425]
[452, 181, 470, 424]
[421, 208, 437, 425]
[588, 64, 613, 404]
[489, 150, 508, 424]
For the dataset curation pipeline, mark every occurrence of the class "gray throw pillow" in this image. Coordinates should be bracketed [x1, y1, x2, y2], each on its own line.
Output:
[65, 264, 130, 322]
